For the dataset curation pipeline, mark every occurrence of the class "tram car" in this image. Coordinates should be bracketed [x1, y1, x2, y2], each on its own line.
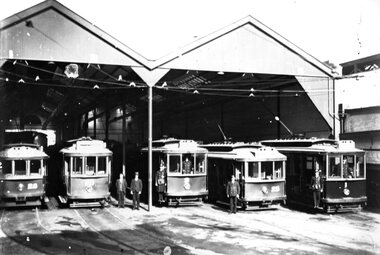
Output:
[59, 137, 112, 208]
[0, 143, 48, 207]
[143, 138, 208, 206]
[261, 138, 367, 212]
[202, 142, 287, 210]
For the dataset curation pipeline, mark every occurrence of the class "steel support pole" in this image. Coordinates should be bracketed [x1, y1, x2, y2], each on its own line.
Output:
[122, 104, 126, 176]
[148, 84, 153, 212]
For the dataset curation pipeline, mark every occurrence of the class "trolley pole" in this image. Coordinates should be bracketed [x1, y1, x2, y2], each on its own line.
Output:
[148, 84, 153, 212]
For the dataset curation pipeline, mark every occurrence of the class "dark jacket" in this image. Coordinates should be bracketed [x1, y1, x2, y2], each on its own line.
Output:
[130, 178, 143, 192]
[116, 179, 127, 194]
[155, 170, 166, 192]
[227, 181, 240, 197]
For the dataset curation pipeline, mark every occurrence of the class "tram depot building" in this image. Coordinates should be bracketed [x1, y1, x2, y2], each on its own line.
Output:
[0, 0, 379, 209]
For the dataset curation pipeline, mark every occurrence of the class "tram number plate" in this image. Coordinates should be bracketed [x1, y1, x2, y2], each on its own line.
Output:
[27, 183, 38, 190]
[271, 186, 280, 193]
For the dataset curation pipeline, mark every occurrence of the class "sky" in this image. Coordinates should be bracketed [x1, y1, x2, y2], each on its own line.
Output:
[1, 0, 380, 66]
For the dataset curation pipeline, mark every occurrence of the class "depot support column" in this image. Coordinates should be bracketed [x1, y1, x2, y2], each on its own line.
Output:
[148, 84, 153, 212]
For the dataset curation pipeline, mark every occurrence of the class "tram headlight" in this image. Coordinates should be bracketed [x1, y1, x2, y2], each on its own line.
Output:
[343, 188, 350, 196]
[262, 186, 269, 194]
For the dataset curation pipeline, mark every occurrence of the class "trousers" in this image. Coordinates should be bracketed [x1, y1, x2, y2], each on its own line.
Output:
[132, 191, 140, 209]
[229, 196, 238, 213]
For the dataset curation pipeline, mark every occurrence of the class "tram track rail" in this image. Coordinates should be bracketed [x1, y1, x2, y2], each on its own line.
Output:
[74, 207, 190, 255]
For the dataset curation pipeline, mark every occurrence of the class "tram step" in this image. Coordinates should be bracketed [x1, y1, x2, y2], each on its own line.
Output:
[69, 201, 102, 208]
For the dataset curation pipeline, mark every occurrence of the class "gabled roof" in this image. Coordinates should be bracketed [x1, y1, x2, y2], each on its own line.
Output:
[152, 16, 335, 77]
[0, 0, 152, 69]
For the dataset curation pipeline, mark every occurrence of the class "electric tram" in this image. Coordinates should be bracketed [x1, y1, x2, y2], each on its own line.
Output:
[261, 138, 367, 212]
[202, 142, 287, 210]
[144, 138, 208, 206]
[0, 144, 48, 207]
[59, 137, 112, 207]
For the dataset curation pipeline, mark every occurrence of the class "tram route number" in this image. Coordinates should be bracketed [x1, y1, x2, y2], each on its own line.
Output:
[271, 186, 280, 193]
[27, 183, 38, 190]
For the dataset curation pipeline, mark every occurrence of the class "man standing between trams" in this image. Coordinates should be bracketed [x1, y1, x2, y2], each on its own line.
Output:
[227, 175, 240, 214]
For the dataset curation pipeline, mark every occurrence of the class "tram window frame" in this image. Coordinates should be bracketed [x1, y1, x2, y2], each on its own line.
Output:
[15, 160, 27, 175]
[30, 159, 41, 175]
[261, 161, 273, 180]
[247, 162, 259, 180]
[97, 156, 107, 175]
[343, 155, 355, 178]
[195, 154, 206, 174]
[72, 157, 83, 175]
[273, 161, 284, 180]
[183, 154, 194, 174]
[356, 154, 365, 179]
[327, 154, 365, 180]
[168, 154, 181, 174]
[85, 156, 96, 175]
[0, 160, 12, 175]
[328, 155, 341, 179]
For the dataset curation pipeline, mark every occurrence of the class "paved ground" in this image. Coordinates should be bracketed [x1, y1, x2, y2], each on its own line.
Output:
[0, 199, 379, 255]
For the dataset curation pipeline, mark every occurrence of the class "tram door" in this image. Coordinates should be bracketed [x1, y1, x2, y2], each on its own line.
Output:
[233, 162, 244, 198]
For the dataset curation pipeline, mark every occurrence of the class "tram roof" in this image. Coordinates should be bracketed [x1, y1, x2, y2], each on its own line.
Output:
[59, 138, 112, 155]
[143, 138, 207, 154]
[261, 138, 364, 153]
[203, 142, 286, 161]
[0, 143, 48, 159]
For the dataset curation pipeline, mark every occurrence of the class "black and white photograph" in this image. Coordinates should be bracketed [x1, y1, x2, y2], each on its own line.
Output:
[0, 0, 379, 254]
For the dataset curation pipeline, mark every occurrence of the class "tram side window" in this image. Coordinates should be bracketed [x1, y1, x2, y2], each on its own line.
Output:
[356, 156, 365, 178]
[183, 154, 194, 174]
[195, 154, 206, 174]
[15, 160, 26, 175]
[30, 160, 41, 175]
[274, 161, 283, 179]
[261, 161, 273, 180]
[329, 156, 341, 178]
[85, 157, 96, 175]
[247, 162, 258, 179]
[98, 157, 107, 175]
[0, 160, 12, 175]
[169, 155, 181, 173]
[73, 157, 83, 175]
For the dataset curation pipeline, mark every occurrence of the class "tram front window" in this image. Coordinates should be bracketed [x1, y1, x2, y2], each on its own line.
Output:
[195, 154, 206, 174]
[274, 161, 283, 179]
[98, 157, 107, 175]
[329, 156, 341, 178]
[85, 157, 96, 175]
[261, 161, 273, 180]
[183, 154, 194, 174]
[30, 160, 41, 175]
[73, 157, 83, 175]
[15, 160, 26, 175]
[357, 155, 365, 178]
[248, 162, 259, 179]
[169, 155, 180, 173]
[0, 160, 12, 175]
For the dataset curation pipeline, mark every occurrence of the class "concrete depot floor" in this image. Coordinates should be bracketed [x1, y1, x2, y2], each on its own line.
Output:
[0, 198, 379, 255]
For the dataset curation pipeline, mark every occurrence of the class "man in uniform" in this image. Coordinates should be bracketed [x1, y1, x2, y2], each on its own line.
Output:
[155, 165, 166, 203]
[183, 157, 192, 174]
[226, 175, 240, 214]
[116, 173, 127, 208]
[130, 172, 143, 210]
